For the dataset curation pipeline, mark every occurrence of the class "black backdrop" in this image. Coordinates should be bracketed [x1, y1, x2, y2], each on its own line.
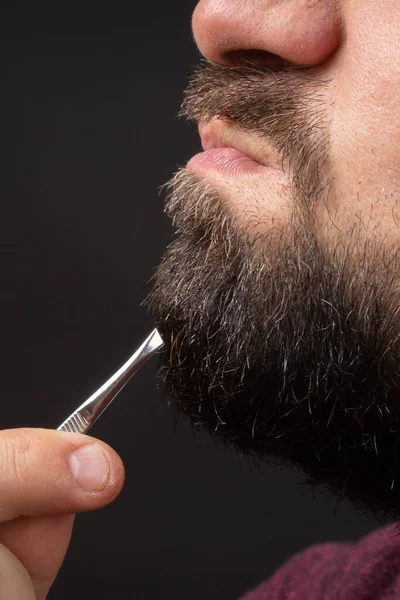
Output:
[1, 6, 377, 599]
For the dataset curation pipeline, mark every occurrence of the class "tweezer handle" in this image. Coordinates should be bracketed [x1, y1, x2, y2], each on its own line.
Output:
[57, 329, 164, 434]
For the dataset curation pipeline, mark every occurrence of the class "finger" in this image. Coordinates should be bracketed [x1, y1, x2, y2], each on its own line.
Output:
[0, 543, 36, 599]
[0, 514, 75, 600]
[0, 428, 125, 522]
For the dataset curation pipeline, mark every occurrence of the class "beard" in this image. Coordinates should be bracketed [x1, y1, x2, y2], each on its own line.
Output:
[145, 61, 400, 526]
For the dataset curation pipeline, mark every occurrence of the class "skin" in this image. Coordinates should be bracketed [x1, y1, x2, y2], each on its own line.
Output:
[191, 0, 400, 252]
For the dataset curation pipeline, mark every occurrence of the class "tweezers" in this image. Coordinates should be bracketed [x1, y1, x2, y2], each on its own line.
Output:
[57, 329, 164, 434]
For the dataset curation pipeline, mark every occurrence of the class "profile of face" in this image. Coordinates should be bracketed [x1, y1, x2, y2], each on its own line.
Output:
[147, 1, 400, 523]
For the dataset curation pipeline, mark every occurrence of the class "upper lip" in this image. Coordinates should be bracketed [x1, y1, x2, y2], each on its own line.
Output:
[198, 119, 281, 168]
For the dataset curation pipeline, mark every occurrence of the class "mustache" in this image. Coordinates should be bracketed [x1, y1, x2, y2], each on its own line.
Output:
[179, 60, 332, 202]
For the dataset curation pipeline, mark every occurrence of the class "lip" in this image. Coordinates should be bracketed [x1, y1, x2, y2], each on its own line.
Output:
[198, 119, 281, 169]
[186, 119, 282, 178]
[186, 119, 290, 228]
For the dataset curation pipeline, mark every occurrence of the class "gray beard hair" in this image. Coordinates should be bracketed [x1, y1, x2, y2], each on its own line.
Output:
[146, 168, 400, 527]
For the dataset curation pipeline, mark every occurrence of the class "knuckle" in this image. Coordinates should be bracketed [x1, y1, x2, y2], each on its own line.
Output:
[0, 431, 34, 491]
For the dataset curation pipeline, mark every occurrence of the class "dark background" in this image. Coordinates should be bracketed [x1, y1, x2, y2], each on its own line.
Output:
[1, 6, 377, 599]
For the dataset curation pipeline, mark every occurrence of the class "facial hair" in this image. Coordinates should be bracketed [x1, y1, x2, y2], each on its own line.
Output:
[145, 61, 400, 527]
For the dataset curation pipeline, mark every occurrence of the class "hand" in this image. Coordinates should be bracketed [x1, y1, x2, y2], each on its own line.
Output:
[0, 428, 125, 599]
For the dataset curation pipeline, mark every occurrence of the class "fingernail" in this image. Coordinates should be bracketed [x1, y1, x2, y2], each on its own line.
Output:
[69, 444, 110, 493]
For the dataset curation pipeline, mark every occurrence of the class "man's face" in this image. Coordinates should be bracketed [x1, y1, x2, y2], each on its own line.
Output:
[147, 1, 400, 522]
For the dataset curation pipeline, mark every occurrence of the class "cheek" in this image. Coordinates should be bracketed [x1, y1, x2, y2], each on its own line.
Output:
[320, 0, 400, 244]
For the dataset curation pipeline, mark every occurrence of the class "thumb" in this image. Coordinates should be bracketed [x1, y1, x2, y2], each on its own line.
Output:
[0, 428, 125, 598]
[0, 428, 125, 521]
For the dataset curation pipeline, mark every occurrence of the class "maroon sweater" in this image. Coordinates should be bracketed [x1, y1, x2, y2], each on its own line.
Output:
[240, 523, 400, 599]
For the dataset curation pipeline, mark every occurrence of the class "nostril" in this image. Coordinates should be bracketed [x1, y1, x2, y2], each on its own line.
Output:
[222, 49, 291, 71]
[192, 0, 341, 70]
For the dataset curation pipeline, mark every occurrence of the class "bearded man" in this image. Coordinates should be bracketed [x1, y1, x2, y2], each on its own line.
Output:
[146, 1, 400, 597]
[0, 2, 399, 599]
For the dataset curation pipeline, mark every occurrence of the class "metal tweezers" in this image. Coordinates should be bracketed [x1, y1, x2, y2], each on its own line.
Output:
[57, 329, 164, 434]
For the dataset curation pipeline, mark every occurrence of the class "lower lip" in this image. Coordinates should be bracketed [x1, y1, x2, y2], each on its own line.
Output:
[187, 147, 271, 178]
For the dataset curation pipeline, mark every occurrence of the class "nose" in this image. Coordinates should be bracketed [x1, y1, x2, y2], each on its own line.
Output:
[192, 0, 343, 68]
